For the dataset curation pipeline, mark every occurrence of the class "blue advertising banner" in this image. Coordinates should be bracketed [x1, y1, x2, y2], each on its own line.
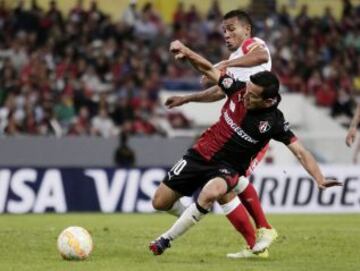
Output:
[0, 168, 166, 213]
[0, 166, 359, 214]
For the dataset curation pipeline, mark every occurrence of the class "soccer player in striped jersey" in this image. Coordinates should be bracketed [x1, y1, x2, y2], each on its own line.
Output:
[149, 40, 341, 258]
[164, 10, 276, 258]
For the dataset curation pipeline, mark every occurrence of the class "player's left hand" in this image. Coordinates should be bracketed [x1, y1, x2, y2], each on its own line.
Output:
[317, 178, 343, 190]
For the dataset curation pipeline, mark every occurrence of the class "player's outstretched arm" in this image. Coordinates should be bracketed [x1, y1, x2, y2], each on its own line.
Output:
[346, 103, 360, 147]
[353, 139, 360, 163]
[287, 141, 342, 189]
[216, 45, 269, 71]
[165, 85, 225, 109]
[169, 40, 221, 83]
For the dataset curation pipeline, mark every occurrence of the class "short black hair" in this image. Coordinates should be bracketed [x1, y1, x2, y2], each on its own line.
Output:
[223, 10, 253, 31]
[250, 71, 280, 100]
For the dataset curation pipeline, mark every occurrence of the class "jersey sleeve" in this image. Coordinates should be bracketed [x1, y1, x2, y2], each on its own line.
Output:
[241, 38, 264, 55]
[217, 72, 246, 97]
[272, 113, 297, 145]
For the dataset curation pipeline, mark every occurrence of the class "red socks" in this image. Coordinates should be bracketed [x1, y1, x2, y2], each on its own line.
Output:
[226, 203, 256, 248]
[239, 183, 271, 229]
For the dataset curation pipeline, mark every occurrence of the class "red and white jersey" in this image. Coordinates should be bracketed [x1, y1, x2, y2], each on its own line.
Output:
[226, 37, 271, 82]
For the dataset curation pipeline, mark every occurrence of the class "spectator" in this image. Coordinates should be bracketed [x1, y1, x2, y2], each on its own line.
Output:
[112, 97, 134, 126]
[46, 0, 63, 27]
[173, 2, 186, 27]
[91, 107, 117, 137]
[186, 4, 201, 25]
[207, 0, 222, 21]
[133, 4, 159, 42]
[353, 64, 360, 98]
[0, 1, 359, 138]
[69, 0, 87, 24]
[315, 83, 337, 107]
[0, 0, 9, 31]
[331, 88, 353, 118]
[277, 5, 292, 28]
[0, 93, 15, 134]
[121, 0, 139, 28]
[81, 64, 111, 100]
[88, 1, 105, 24]
[68, 106, 91, 135]
[342, 0, 353, 18]
[114, 131, 136, 167]
[54, 94, 76, 127]
[0, 40, 29, 71]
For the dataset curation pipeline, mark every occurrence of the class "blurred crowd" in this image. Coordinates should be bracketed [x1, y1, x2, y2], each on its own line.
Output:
[268, 1, 360, 120]
[0, 0, 359, 137]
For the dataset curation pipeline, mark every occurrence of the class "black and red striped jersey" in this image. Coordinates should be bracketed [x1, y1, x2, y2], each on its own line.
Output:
[192, 73, 297, 175]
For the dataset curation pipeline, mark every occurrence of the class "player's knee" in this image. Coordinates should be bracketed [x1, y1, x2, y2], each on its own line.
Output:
[152, 198, 165, 211]
[217, 191, 236, 205]
[152, 190, 172, 211]
[152, 194, 167, 211]
[199, 189, 222, 205]
[201, 178, 227, 202]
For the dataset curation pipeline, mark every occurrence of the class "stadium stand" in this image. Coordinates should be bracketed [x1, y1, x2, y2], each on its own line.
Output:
[0, 0, 359, 138]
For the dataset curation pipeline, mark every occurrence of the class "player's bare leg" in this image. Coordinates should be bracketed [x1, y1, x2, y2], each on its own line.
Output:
[152, 182, 187, 217]
[152, 182, 182, 211]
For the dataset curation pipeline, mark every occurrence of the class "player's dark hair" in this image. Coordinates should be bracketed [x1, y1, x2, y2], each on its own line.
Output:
[223, 10, 253, 34]
[250, 71, 280, 101]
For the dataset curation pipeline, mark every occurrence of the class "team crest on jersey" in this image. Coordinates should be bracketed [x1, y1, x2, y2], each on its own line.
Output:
[258, 121, 271, 133]
[219, 168, 231, 175]
[221, 77, 234, 89]
[283, 121, 290, 131]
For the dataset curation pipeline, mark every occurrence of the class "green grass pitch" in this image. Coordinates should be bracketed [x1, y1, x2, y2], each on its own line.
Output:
[0, 213, 359, 271]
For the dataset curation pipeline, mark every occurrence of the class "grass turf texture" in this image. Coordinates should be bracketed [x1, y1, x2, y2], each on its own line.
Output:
[0, 214, 359, 271]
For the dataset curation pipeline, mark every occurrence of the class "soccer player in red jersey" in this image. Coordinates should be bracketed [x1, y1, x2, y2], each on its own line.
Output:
[149, 40, 341, 257]
[164, 10, 277, 257]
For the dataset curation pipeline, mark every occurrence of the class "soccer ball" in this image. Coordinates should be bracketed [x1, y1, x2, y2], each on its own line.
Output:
[57, 226, 93, 260]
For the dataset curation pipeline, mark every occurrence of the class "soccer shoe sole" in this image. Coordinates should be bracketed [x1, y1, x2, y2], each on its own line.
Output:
[227, 248, 269, 259]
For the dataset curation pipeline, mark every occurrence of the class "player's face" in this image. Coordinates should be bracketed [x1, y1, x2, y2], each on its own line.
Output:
[222, 17, 250, 51]
[243, 82, 266, 109]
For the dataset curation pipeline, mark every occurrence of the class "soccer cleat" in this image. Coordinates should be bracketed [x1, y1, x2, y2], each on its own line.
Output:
[149, 237, 171, 255]
[252, 227, 278, 253]
[227, 248, 269, 259]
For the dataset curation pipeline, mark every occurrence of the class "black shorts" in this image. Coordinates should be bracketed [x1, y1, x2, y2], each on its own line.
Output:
[163, 149, 239, 196]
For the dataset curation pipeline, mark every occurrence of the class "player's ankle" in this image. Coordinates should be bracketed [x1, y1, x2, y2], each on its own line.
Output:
[258, 225, 272, 229]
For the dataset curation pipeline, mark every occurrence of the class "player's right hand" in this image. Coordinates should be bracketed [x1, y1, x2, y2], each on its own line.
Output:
[346, 127, 357, 147]
[317, 178, 343, 190]
[170, 40, 186, 60]
[215, 60, 229, 71]
[165, 96, 188, 109]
